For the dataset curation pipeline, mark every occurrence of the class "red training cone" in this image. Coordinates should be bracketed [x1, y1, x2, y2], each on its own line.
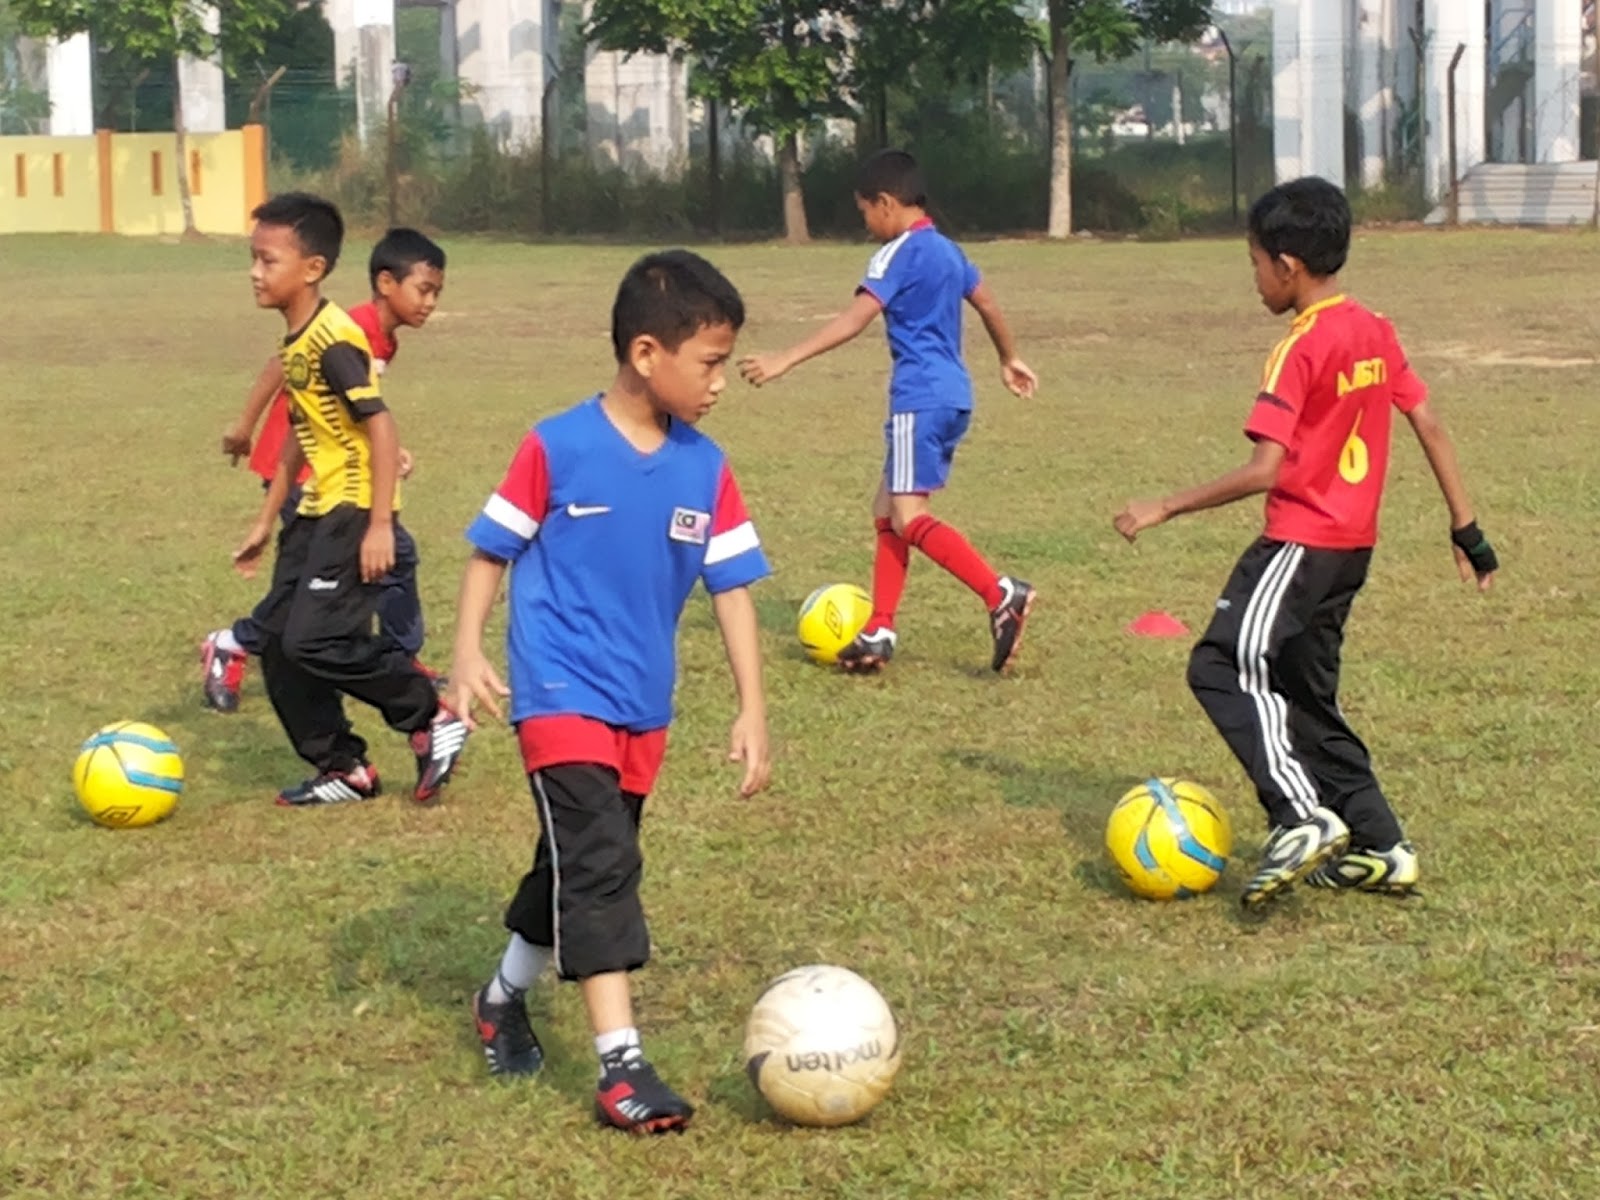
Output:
[1127, 610, 1190, 638]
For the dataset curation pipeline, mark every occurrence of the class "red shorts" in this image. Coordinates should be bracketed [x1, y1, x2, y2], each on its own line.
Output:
[516, 715, 668, 796]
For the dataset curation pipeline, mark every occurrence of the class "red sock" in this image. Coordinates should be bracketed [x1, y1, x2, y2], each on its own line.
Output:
[868, 517, 909, 633]
[902, 515, 1003, 608]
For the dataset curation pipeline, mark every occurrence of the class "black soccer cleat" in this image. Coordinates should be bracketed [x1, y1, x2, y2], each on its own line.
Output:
[837, 627, 897, 674]
[1306, 840, 1420, 895]
[989, 576, 1036, 673]
[276, 763, 382, 808]
[594, 1053, 695, 1135]
[1240, 806, 1351, 908]
[472, 986, 545, 1077]
[411, 706, 470, 805]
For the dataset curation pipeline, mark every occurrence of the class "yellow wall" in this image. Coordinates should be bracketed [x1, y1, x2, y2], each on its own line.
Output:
[108, 131, 249, 236]
[0, 127, 266, 237]
[0, 135, 102, 234]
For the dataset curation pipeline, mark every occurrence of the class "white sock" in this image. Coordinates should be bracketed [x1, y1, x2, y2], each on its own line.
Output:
[212, 628, 244, 655]
[484, 934, 551, 1004]
[595, 1026, 642, 1065]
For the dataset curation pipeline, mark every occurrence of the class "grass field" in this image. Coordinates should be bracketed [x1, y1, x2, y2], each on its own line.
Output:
[3, 228, 1599, 1199]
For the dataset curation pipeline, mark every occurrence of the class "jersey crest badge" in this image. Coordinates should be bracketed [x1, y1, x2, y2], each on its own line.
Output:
[670, 507, 710, 545]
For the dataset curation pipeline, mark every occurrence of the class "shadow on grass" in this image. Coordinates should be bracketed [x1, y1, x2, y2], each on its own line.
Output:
[704, 1060, 769, 1124]
[945, 747, 1138, 898]
[327, 879, 591, 1090]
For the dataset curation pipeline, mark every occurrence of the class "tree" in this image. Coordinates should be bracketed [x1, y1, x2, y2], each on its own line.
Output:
[852, 0, 1036, 149]
[11, 0, 286, 235]
[588, 0, 854, 243]
[1042, 0, 1212, 237]
[587, 0, 1036, 243]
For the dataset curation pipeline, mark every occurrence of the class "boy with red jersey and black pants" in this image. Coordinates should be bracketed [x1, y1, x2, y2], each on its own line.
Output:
[202, 228, 446, 712]
[450, 251, 771, 1133]
[1115, 178, 1498, 909]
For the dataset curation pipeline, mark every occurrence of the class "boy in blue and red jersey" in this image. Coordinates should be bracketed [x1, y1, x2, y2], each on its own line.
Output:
[449, 250, 771, 1134]
[740, 148, 1039, 674]
[1115, 177, 1499, 909]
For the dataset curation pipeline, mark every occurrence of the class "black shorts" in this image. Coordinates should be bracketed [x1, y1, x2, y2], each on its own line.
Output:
[504, 764, 650, 981]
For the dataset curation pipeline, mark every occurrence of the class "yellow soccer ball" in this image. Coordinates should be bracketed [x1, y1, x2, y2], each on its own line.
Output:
[1105, 777, 1232, 900]
[744, 964, 901, 1127]
[72, 721, 184, 828]
[796, 583, 872, 665]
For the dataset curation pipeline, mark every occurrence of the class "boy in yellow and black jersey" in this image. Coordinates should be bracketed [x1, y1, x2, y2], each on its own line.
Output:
[232, 192, 468, 808]
[279, 300, 393, 515]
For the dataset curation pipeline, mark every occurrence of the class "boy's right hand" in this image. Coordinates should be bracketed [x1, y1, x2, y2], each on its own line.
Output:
[222, 424, 253, 464]
[738, 353, 789, 387]
[232, 521, 273, 578]
[1001, 358, 1038, 399]
[448, 650, 510, 732]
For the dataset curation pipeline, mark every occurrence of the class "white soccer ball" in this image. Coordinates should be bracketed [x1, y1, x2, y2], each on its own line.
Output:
[743, 964, 901, 1127]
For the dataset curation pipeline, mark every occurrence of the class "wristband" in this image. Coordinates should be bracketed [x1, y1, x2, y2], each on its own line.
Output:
[1451, 522, 1498, 574]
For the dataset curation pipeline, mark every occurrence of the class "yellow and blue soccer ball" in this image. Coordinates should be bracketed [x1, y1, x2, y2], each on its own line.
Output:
[797, 583, 872, 665]
[72, 721, 184, 828]
[1105, 777, 1232, 899]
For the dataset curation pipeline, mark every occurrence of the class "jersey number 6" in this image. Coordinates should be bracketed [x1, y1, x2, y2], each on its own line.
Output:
[1339, 412, 1369, 485]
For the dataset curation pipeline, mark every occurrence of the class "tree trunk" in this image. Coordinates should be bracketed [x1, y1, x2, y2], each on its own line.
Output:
[171, 57, 198, 238]
[1046, 26, 1073, 239]
[778, 130, 810, 243]
[708, 96, 722, 236]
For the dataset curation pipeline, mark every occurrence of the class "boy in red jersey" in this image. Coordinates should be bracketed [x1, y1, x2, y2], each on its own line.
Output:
[202, 228, 446, 712]
[1114, 177, 1499, 908]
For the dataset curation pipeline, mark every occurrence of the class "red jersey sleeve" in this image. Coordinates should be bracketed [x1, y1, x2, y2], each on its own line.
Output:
[1384, 320, 1428, 414]
[467, 432, 549, 560]
[702, 461, 770, 594]
[1245, 332, 1314, 446]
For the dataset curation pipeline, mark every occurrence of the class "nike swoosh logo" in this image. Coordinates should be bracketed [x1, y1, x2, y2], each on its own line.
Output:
[566, 503, 611, 518]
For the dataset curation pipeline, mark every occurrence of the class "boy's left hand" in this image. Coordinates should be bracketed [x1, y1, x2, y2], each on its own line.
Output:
[738, 354, 788, 387]
[232, 521, 273, 578]
[1001, 358, 1038, 399]
[398, 448, 415, 479]
[728, 709, 771, 797]
[360, 522, 396, 582]
[1114, 499, 1169, 542]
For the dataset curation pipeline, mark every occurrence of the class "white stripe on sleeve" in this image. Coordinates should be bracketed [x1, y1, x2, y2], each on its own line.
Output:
[483, 492, 539, 540]
[705, 521, 760, 566]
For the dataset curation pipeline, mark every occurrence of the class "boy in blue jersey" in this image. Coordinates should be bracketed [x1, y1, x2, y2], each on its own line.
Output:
[449, 250, 771, 1135]
[740, 148, 1039, 673]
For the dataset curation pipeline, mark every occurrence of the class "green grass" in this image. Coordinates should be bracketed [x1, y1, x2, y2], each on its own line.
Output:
[3, 228, 1600, 1199]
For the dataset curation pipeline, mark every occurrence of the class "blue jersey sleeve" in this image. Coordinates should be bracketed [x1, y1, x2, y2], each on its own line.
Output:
[466, 431, 549, 561]
[963, 255, 981, 297]
[859, 231, 918, 309]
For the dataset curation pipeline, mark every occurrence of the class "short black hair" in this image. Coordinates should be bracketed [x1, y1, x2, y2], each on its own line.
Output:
[1247, 177, 1350, 276]
[611, 249, 745, 362]
[855, 149, 927, 207]
[251, 191, 345, 273]
[369, 227, 446, 289]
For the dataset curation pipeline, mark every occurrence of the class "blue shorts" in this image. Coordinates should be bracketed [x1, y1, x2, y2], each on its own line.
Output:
[884, 408, 971, 494]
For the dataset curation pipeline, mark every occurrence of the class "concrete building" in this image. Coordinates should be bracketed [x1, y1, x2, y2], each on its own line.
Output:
[1271, 0, 1592, 222]
[584, 45, 689, 172]
[44, 34, 93, 136]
